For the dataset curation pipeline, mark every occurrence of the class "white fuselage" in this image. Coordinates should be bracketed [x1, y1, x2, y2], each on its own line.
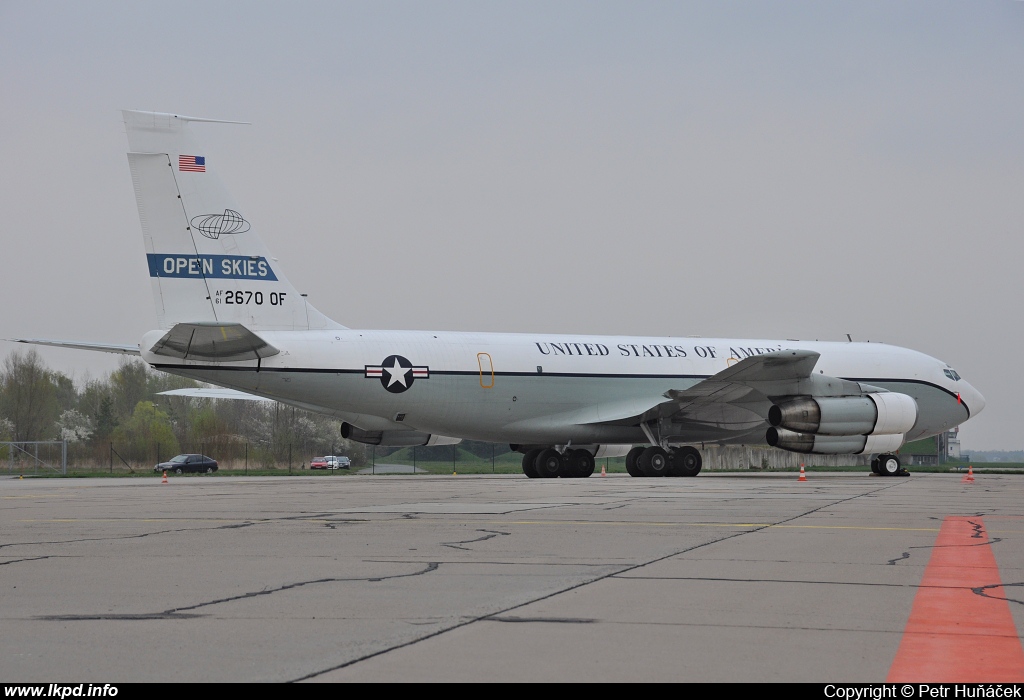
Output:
[141, 329, 981, 448]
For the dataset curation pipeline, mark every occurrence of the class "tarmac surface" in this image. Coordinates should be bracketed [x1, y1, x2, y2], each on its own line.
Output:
[2, 471, 1022, 682]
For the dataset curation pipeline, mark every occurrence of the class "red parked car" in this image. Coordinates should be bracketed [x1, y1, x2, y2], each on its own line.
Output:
[310, 457, 329, 470]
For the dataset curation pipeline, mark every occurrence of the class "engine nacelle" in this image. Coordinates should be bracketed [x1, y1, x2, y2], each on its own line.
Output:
[768, 393, 917, 436]
[341, 422, 462, 447]
[766, 428, 903, 455]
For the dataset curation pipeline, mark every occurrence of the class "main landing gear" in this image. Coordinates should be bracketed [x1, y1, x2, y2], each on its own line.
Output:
[625, 445, 702, 478]
[521, 448, 596, 478]
[871, 453, 909, 477]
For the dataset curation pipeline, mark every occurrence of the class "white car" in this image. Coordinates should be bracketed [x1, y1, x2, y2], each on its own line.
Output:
[325, 456, 351, 470]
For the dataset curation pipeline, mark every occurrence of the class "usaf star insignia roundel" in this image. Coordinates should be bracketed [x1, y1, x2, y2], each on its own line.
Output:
[364, 355, 429, 393]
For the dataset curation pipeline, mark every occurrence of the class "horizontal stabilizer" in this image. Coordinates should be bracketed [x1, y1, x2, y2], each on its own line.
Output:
[158, 387, 273, 401]
[149, 322, 279, 362]
[7, 338, 141, 355]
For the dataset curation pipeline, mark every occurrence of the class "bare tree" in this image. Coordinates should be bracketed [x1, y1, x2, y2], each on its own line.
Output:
[0, 350, 60, 441]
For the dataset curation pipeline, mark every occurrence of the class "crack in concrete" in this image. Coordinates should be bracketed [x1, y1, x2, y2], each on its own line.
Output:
[0, 527, 222, 551]
[887, 552, 911, 566]
[441, 529, 510, 551]
[617, 575, 912, 588]
[491, 616, 596, 624]
[0, 511, 342, 552]
[0, 555, 55, 566]
[926, 539, 1002, 549]
[39, 612, 206, 621]
[971, 581, 1024, 607]
[288, 479, 908, 682]
[34, 562, 441, 622]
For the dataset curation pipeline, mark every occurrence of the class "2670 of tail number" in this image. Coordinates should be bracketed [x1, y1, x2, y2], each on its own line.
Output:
[215, 290, 288, 305]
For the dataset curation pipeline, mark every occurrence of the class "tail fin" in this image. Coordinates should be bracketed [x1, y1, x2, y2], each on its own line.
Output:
[123, 110, 343, 331]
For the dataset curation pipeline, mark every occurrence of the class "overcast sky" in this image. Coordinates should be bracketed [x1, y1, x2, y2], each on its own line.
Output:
[1, 2, 1022, 449]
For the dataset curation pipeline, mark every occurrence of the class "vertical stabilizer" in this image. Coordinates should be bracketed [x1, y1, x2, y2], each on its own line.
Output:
[123, 110, 344, 331]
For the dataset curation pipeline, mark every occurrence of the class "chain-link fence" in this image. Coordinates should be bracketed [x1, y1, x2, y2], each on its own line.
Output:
[2, 441, 67, 475]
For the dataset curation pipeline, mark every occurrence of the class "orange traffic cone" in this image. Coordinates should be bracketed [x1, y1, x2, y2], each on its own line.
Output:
[962, 465, 974, 483]
[161, 470, 168, 484]
[798, 464, 807, 482]
[601, 462, 607, 477]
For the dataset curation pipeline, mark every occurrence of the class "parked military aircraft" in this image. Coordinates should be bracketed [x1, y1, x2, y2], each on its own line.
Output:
[13, 111, 985, 478]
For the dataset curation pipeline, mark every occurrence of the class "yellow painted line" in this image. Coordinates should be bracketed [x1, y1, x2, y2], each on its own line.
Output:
[21, 517, 1024, 535]
[484, 520, 943, 533]
[14, 518, 249, 524]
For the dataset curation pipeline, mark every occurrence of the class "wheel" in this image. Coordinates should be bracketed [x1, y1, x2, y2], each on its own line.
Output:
[522, 449, 542, 478]
[567, 449, 595, 478]
[534, 448, 564, 478]
[174, 467, 183, 475]
[870, 458, 880, 475]
[638, 446, 670, 477]
[878, 454, 901, 476]
[206, 466, 213, 473]
[625, 446, 645, 477]
[669, 446, 702, 477]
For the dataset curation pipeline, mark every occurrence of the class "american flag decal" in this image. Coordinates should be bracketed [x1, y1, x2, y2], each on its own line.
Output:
[179, 155, 206, 172]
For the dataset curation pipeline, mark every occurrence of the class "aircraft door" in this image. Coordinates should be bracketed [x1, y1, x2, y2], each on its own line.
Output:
[477, 352, 494, 389]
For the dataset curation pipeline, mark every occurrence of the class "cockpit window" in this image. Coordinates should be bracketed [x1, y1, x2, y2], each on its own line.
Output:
[943, 369, 961, 381]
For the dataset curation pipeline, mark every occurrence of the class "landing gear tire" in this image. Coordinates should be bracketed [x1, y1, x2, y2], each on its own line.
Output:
[878, 454, 901, 476]
[522, 449, 542, 478]
[625, 446, 645, 477]
[669, 446, 702, 477]
[535, 448, 564, 478]
[870, 458, 880, 475]
[639, 446, 670, 477]
[567, 449, 596, 478]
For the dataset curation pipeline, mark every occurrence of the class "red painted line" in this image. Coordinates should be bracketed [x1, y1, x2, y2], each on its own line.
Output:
[887, 516, 1024, 682]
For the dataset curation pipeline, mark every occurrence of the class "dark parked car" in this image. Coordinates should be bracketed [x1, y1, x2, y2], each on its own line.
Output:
[154, 454, 219, 474]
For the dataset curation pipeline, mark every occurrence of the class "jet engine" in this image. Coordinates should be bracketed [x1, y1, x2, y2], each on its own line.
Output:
[768, 393, 917, 437]
[765, 392, 916, 455]
[341, 422, 462, 447]
[766, 428, 904, 455]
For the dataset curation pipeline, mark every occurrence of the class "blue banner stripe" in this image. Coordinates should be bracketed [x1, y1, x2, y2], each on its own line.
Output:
[147, 254, 279, 281]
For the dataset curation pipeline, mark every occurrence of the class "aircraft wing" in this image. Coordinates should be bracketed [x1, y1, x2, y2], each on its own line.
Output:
[7, 338, 141, 355]
[509, 350, 831, 438]
[589, 349, 874, 439]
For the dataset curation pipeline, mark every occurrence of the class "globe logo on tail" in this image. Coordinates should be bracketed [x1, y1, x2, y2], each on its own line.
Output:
[190, 209, 251, 240]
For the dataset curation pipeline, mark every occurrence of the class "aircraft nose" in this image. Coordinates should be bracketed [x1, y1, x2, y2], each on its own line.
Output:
[962, 381, 985, 417]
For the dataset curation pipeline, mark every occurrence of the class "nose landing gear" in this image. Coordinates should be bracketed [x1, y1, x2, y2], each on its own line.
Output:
[874, 454, 909, 477]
